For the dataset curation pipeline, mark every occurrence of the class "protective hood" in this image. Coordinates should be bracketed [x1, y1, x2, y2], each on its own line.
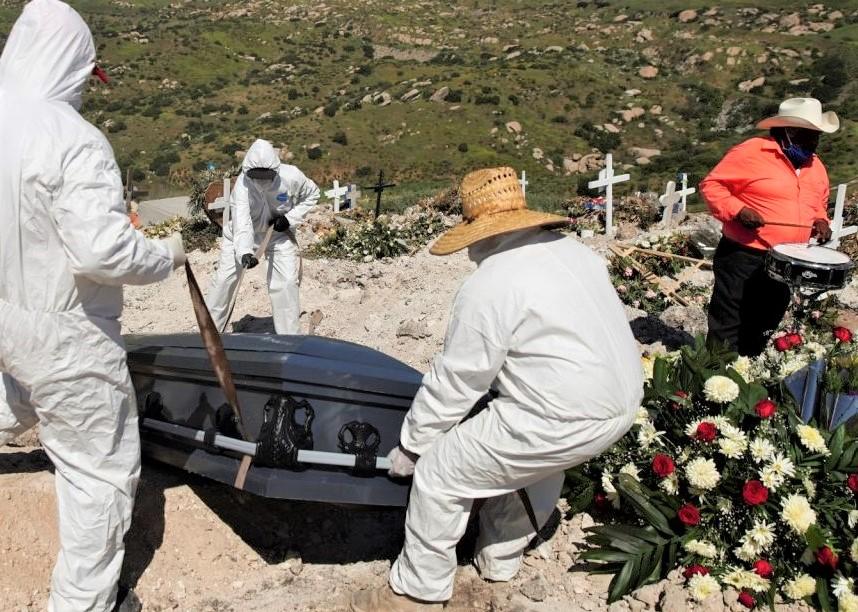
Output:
[0, 0, 96, 109]
[242, 139, 281, 172]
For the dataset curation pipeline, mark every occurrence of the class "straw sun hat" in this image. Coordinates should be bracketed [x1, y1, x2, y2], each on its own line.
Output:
[429, 167, 568, 255]
[756, 97, 839, 133]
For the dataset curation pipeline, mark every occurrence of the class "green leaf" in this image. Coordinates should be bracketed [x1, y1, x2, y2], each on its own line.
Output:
[827, 426, 845, 471]
[837, 444, 857, 471]
[616, 475, 676, 536]
[815, 577, 832, 612]
[580, 549, 633, 564]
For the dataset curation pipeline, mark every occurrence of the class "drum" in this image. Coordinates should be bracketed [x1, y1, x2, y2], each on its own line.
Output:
[765, 243, 854, 291]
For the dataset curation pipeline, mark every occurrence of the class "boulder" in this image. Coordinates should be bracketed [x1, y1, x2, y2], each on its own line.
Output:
[678, 9, 698, 22]
[604, 123, 621, 133]
[638, 65, 658, 78]
[780, 13, 801, 29]
[532, 147, 544, 160]
[636, 28, 653, 42]
[738, 76, 765, 92]
[619, 107, 646, 122]
[400, 88, 420, 102]
[429, 86, 449, 102]
[563, 158, 579, 175]
[630, 147, 661, 158]
[372, 92, 392, 106]
[505, 121, 522, 134]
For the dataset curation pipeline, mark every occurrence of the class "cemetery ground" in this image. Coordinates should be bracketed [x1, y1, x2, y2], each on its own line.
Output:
[3, 197, 848, 611]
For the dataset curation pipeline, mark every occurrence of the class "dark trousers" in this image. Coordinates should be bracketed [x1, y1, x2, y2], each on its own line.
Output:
[706, 238, 791, 357]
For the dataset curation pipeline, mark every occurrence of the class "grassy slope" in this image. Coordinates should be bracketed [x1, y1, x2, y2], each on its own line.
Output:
[0, 0, 855, 210]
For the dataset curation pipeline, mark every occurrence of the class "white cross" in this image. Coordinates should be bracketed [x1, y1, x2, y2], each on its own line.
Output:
[324, 180, 349, 212]
[659, 174, 696, 228]
[519, 170, 528, 195]
[343, 184, 361, 212]
[587, 153, 629, 237]
[827, 184, 857, 248]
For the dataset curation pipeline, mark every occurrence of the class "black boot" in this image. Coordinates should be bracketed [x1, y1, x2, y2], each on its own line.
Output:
[113, 585, 142, 612]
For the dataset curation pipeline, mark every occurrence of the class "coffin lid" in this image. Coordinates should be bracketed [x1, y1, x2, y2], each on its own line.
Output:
[125, 333, 423, 399]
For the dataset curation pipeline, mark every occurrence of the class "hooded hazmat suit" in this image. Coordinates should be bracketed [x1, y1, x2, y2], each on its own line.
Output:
[387, 229, 643, 602]
[206, 139, 320, 334]
[0, 0, 178, 609]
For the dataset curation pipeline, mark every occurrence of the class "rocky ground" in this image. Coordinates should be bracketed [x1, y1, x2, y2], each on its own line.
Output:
[0, 212, 831, 611]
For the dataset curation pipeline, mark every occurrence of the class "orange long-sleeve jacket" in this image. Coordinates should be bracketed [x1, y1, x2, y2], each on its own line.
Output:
[700, 136, 829, 251]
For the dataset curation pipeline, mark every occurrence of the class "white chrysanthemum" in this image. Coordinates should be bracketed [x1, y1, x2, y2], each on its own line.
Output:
[781, 494, 816, 534]
[749, 437, 776, 463]
[746, 519, 776, 550]
[852, 538, 858, 563]
[703, 375, 740, 404]
[804, 341, 827, 360]
[784, 574, 817, 600]
[720, 423, 746, 441]
[620, 463, 641, 482]
[659, 473, 679, 495]
[716, 497, 733, 515]
[840, 593, 858, 612]
[688, 574, 720, 601]
[760, 467, 784, 491]
[637, 421, 664, 449]
[730, 356, 753, 382]
[796, 424, 829, 455]
[684, 539, 718, 559]
[719, 437, 748, 459]
[803, 477, 816, 500]
[734, 541, 759, 562]
[601, 473, 620, 509]
[833, 576, 855, 600]
[641, 356, 654, 381]
[634, 407, 650, 426]
[685, 457, 721, 490]
[850, 510, 858, 530]
[779, 355, 809, 378]
[722, 567, 771, 593]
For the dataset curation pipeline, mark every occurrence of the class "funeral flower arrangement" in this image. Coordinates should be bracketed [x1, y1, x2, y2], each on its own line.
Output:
[581, 338, 858, 610]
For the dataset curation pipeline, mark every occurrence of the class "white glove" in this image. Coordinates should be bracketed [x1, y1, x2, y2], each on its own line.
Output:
[387, 445, 418, 478]
[161, 232, 187, 269]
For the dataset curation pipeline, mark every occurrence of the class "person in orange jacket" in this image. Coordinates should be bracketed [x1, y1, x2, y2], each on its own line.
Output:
[700, 98, 839, 356]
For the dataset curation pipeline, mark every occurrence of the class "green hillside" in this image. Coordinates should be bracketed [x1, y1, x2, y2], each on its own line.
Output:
[1, 0, 856, 204]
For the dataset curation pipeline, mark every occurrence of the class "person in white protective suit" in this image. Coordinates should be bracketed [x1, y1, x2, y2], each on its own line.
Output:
[350, 167, 643, 612]
[0, 0, 185, 610]
[206, 139, 320, 334]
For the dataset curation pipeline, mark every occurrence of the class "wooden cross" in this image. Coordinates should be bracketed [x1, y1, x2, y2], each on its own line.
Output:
[587, 153, 629, 237]
[827, 184, 857, 248]
[519, 170, 528, 195]
[325, 180, 349, 212]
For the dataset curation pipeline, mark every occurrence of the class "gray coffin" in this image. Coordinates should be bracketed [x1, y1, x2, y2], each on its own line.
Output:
[125, 333, 422, 507]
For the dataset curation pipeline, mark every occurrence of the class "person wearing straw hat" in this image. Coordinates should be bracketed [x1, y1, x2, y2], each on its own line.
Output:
[701, 97, 839, 356]
[350, 167, 643, 611]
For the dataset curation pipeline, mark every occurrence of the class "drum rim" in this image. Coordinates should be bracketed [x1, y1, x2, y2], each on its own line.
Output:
[766, 249, 854, 271]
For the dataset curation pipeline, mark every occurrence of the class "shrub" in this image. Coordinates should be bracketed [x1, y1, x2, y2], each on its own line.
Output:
[332, 131, 348, 146]
[457, 143, 469, 152]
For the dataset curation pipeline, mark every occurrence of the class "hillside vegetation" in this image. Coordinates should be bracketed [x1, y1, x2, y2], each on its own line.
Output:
[1, 0, 855, 203]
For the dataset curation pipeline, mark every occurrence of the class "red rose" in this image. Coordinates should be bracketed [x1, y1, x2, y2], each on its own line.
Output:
[816, 546, 839, 570]
[752, 559, 774, 578]
[742, 480, 769, 506]
[774, 336, 792, 352]
[652, 454, 676, 478]
[677, 503, 701, 526]
[671, 390, 689, 410]
[848, 473, 858, 493]
[834, 326, 853, 343]
[695, 422, 717, 442]
[682, 565, 709, 579]
[738, 591, 756, 609]
[754, 399, 777, 419]
[786, 332, 803, 348]
[594, 492, 610, 511]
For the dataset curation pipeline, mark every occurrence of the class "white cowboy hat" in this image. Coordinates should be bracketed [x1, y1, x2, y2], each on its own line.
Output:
[756, 97, 840, 133]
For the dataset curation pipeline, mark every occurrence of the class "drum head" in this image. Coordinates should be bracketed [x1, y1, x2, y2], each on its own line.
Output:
[772, 243, 851, 265]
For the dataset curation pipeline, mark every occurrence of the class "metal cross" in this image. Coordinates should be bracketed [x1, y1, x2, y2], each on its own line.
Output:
[587, 153, 629, 237]
[365, 170, 397, 218]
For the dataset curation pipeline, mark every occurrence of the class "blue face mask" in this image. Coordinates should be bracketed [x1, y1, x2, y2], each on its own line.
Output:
[782, 132, 815, 168]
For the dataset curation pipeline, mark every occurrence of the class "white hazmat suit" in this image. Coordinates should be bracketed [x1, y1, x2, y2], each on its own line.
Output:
[388, 229, 643, 602]
[206, 139, 320, 334]
[0, 0, 179, 609]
